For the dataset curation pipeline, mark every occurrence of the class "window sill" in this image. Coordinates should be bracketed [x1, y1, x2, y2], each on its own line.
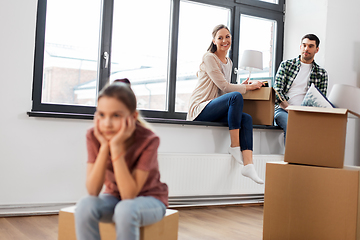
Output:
[27, 111, 281, 130]
[27, 111, 94, 120]
[145, 117, 281, 129]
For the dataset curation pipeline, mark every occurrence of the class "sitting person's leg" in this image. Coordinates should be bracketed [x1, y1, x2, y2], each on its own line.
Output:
[195, 92, 244, 163]
[226, 96, 248, 165]
[195, 93, 263, 184]
[274, 107, 288, 144]
[75, 194, 119, 240]
[228, 112, 251, 165]
[113, 196, 166, 240]
[194, 91, 243, 124]
[239, 113, 253, 153]
[238, 113, 264, 184]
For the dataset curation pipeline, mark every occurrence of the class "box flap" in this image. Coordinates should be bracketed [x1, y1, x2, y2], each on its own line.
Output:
[287, 105, 348, 115]
[243, 87, 272, 100]
[348, 109, 360, 118]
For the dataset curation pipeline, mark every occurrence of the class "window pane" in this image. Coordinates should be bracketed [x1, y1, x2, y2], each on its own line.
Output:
[175, 1, 230, 112]
[42, 0, 101, 106]
[110, 0, 171, 111]
[238, 15, 276, 85]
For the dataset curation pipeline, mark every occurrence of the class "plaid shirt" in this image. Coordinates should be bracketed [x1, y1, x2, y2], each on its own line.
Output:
[274, 55, 328, 106]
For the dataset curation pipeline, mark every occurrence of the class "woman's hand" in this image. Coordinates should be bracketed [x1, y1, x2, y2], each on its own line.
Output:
[109, 116, 136, 155]
[93, 114, 109, 147]
[242, 77, 250, 85]
[244, 80, 264, 91]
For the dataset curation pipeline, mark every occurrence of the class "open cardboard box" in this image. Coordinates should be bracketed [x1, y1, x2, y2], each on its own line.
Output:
[242, 87, 275, 126]
[263, 162, 360, 240]
[284, 105, 354, 168]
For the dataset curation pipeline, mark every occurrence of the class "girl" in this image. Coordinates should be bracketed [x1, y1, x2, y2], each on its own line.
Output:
[187, 24, 264, 184]
[75, 80, 168, 240]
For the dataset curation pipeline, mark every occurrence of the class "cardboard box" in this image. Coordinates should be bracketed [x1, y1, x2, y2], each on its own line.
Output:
[263, 162, 360, 240]
[285, 106, 349, 168]
[242, 87, 275, 125]
[58, 206, 179, 240]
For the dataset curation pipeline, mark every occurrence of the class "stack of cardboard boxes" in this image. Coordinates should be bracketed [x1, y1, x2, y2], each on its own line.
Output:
[263, 106, 360, 240]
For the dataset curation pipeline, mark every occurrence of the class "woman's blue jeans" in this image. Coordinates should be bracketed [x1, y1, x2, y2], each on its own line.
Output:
[194, 92, 253, 151]
[74, 194, 166, 240]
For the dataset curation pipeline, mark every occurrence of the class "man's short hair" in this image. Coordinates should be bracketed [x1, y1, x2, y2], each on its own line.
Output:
[302, 34, 320, 48]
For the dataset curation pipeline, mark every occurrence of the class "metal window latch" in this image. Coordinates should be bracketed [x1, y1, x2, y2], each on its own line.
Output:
[234, 68, 239, 74]
[103, 52, 109, 69]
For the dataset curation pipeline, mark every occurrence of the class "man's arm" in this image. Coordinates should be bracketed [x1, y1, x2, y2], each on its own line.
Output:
[273, 61, 288, 105]
[316, 69, 328, 96]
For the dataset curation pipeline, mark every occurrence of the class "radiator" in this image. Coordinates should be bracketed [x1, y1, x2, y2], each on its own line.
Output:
[0, 154, 284, 216]
[158, 153, 284, 207]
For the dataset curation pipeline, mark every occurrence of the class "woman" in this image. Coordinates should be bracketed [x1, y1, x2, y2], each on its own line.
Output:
[75, 80, 168, 240]
[187, 24, 264, 184]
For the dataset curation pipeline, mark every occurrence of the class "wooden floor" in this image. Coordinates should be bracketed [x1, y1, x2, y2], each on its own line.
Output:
[0, 205, 264, 240]
[177, 205, 263, 240]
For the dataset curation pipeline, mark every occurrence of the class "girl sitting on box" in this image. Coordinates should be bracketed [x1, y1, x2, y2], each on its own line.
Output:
[75, 79, 168, 240]
[187, 24, 264, 184]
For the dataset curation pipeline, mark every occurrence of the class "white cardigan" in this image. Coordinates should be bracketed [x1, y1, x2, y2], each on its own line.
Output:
[187, 52, 247, 121]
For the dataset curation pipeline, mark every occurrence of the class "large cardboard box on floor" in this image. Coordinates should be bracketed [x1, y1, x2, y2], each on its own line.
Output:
[242, 86, 275, 126]
[263, 162, 360, 240]
[284, 106, 349, 168]
[58, 206, 179, 240]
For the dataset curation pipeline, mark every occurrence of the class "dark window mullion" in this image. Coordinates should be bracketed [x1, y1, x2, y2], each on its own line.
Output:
[273, 11, 284, 76]
[32, 0, 47, 111]
[230, 6, 241, 84]
[185, 0, 234, 7]
[167, 0, 180, 114]
[235, 0, 285, 13]
[97, 0, 114, 95]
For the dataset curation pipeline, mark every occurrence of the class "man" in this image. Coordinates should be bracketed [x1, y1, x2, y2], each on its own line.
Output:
[273, 34, 328, 144]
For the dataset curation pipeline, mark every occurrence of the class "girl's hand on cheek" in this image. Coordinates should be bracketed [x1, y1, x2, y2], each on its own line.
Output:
[110, 116, 136, 151]
[93, 115, 108, 146]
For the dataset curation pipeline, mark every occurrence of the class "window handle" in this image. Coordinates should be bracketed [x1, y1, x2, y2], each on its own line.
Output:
[234, 68, 238, 74]
[103, 52, 109, 69]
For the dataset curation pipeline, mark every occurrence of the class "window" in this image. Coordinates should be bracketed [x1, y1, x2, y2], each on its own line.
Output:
[175, 1, 231, 112]
[42, 0, 101, 106]
[30, 0, 284, 120]
[237, 15, 277, 85]
[110, 0, 172, 111]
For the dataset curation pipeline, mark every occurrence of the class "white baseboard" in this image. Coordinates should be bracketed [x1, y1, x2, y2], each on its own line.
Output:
[0, 202, 76, 217]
